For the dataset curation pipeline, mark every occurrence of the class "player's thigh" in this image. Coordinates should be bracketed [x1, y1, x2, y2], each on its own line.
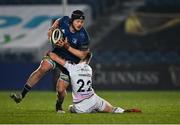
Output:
[68, 104, 91, 113]
[73, 95, 97, 113]
[39, 56, 55, 72]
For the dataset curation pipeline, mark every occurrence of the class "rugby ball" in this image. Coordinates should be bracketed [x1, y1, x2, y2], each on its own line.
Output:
[50, 28, 64, 45]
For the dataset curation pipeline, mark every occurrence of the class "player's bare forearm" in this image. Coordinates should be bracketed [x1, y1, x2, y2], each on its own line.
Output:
[48, 52, 65, 66]
[61, 38, 89, 59]
[67, 46, 89, 59]
[54, 57, 66, 66]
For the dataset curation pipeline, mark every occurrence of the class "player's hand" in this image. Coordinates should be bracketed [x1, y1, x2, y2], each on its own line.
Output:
[63, 37, 70, 49]
[55, 37, 69, 48]
[47, 27, 55, 39]
[55, 39, 65, 47]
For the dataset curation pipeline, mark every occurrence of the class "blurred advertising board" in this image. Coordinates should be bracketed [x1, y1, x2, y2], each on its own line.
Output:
[0, 5, 92, 62]
[92, 64, 180, 90]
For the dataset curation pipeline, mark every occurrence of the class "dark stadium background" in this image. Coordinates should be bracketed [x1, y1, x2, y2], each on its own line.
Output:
[0, 0, 180, 91]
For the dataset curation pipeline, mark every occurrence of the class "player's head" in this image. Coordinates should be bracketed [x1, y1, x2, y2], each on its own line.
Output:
[81, 52, 92, 64]
[70, 10, 85, 31]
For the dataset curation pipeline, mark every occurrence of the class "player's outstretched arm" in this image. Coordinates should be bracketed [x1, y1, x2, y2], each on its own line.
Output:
[67, 46, 88, 60]
[47, 52, 65, 66]
[63, 40, 89, 60]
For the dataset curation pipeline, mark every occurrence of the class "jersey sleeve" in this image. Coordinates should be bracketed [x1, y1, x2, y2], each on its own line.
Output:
[64, 61, 74, 72]
[79, 29, 90, 51]
[58, 16, 70, 28]
[80, 40, 90, 51]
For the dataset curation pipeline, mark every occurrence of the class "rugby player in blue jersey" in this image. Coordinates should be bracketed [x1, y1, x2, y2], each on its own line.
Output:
[10, 10, 90, 113]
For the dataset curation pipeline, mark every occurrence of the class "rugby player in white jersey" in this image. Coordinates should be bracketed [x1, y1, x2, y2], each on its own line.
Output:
[47, 51, 141, 113]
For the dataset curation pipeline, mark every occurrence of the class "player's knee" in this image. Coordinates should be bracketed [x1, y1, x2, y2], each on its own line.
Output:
[56, 85, 67, 96]
[68, 105, 76, 113]
[57, 88, 67, 96]
[56, 80, 69, 93]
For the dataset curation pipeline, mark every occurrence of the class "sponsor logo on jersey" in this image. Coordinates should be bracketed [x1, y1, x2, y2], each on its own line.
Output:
[72, 38, 77, 44]
[78, 73, 91, 77]
[61, 29, 65, 34]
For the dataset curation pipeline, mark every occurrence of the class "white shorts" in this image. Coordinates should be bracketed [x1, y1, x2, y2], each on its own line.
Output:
[70, 94, 106, 113]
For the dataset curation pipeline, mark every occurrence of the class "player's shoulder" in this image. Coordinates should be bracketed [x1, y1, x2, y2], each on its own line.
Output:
[86, 64, 92, 72]
[79, 27, 88, 35]
[79, 28, 90, 40]
[59, 16, 70, 25]
[61, 16, 70, 21]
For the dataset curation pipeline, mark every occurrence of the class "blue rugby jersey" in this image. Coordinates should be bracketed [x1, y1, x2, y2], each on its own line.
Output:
[52, 16, 90, 64]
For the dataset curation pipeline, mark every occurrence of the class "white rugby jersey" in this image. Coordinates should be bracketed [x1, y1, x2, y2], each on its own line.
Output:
[64, 61, 95, 103]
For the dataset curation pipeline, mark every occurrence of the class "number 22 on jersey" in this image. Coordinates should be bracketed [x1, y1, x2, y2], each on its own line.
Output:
[76, 79, 92, 92]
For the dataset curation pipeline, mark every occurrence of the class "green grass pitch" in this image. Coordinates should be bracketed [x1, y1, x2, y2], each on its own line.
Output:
[0, 91, 180, 124]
